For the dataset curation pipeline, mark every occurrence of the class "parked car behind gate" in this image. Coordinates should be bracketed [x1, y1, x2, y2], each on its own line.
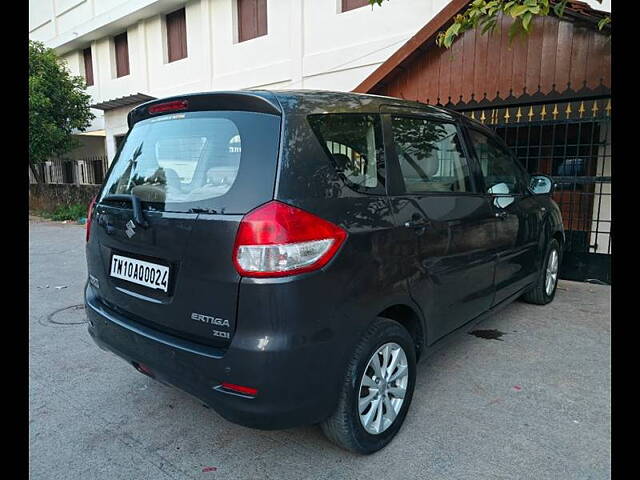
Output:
[84, 90, 564, 454]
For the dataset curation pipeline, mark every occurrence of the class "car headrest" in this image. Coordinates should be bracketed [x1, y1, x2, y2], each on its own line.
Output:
[400, 149, 439, 178]
[422, 154, 440, 178]
[332, 153, 351, 172]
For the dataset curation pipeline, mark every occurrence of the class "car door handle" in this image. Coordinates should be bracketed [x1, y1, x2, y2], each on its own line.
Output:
[494, 211, 508, 219]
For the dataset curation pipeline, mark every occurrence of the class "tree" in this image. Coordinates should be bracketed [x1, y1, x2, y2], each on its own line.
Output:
[29, 40, 95, 182]
[368, 0, 611, 48]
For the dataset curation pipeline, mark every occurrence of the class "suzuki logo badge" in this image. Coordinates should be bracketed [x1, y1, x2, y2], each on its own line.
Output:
[125, 219, 136, 238]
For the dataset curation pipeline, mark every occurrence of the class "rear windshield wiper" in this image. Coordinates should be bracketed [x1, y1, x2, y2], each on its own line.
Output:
[188, 207, 219, 215]
[102, 194, 149, 228]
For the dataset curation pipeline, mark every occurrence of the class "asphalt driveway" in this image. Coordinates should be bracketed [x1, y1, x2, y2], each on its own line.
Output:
[29, 219, 611, 479]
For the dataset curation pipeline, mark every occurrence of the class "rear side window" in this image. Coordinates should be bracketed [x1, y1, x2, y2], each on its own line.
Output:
[391, 116, 474, 194]
[308, 114, 385, 194]
[99, 111, 281, 214]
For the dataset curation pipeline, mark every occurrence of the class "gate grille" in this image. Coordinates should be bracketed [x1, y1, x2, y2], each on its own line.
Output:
[461, 98, 611, 284]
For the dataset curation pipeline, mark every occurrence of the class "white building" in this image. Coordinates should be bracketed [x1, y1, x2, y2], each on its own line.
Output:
[29, 0, 459, 164]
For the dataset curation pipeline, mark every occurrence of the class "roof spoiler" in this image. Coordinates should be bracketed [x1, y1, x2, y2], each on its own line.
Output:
[127, 91, 282, 128]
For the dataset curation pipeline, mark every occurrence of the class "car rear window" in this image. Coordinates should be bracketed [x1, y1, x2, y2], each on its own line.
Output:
[99, 111, 281, 214]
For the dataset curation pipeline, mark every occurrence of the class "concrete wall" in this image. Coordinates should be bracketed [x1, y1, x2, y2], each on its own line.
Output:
[29, 183, 101, 212]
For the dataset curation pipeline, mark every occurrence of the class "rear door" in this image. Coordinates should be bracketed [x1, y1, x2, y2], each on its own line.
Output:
[86, 98, 281, 348]
[383, 111, 497, 342]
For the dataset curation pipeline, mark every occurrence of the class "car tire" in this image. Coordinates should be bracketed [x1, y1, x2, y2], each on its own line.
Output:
[320, 317, 416, 454]
[522, 238, 561, 305]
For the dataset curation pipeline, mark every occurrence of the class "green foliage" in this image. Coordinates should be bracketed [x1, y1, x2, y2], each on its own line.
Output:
[29, 40, 95, 171]
[368, 0, 610, 49]
[597, 15, 611, 30]
[39, 203, 87, 222]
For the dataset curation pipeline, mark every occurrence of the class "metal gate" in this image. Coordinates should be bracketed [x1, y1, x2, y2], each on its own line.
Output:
[461, 98, 611, 284]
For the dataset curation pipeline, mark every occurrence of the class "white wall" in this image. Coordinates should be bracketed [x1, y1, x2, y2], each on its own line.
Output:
[31, 0, 447, 100]
[104, 104, 141, 161]
[590, 120, 612, 255]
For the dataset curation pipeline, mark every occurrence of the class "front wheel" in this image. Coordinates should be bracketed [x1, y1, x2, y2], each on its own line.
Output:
[320, 318, 416, 454]
[522, 238, 561, 305]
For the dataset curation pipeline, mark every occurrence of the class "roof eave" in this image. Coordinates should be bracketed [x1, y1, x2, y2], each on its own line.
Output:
[91, 93, 156, 111]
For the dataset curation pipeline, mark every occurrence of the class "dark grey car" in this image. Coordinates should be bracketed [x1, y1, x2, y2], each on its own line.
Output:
[85, 90, 563, 453]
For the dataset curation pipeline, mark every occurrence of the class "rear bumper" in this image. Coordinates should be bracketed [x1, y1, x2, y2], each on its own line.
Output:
[85, 284, 340, 430]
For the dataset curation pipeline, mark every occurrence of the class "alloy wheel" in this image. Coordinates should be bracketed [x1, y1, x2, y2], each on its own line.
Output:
[358, 342, 409, 435]
[545, 248, 559, 296]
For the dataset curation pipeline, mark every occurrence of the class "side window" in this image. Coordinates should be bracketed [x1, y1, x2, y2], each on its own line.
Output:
[308, 114, 385, 193]
[469, 129, 527, 195]
[391, 116, 474, 193]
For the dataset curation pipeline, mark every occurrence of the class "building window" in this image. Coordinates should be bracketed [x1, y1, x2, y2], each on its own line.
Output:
[83, 47, 94, 86]
[237, 0, 267, 43]
[341, 0, 370, 12]
[114, 32, 130, 78]
[166, 8, 187, 62]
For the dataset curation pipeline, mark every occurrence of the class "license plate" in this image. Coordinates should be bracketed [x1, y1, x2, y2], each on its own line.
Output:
[110, 254, 170, 292]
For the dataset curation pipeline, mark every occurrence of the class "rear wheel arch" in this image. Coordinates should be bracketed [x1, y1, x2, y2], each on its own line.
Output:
[377, 304, 425, 361]
[553, 230, 565, 249]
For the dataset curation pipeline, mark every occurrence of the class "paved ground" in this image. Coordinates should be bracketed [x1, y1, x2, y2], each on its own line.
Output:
[29, 220, 611, 480]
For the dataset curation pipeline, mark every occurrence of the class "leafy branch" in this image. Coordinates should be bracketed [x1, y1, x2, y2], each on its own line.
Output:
[29, 40, 95, 182]
[368, 0, 611, 49]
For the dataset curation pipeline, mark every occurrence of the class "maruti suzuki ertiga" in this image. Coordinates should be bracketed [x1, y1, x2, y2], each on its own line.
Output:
[85, 90, 563, 454]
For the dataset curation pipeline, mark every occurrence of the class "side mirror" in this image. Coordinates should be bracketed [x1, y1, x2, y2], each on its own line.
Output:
[529, 175, 554, 195]
[487, 182, 515, 208]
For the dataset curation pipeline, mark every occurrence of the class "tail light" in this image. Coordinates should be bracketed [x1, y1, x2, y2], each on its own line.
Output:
[232, 201, 347, 278]
[86, 196, 97, 243]
[148, 100, 188, 114]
